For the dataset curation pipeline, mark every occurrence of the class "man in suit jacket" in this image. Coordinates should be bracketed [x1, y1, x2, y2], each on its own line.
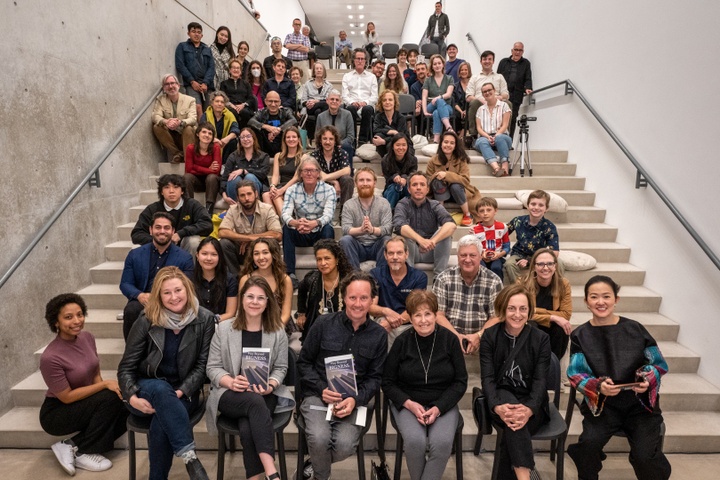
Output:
[151, 74, 197, 163]
[120, 212, 194, 340]
[425, 2, 450, 57]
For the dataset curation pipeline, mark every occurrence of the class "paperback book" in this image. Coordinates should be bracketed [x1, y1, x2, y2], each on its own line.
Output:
[242, 347, 270, 389]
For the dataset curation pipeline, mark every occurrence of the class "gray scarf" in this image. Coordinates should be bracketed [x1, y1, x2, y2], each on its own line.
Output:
[162, 297, 200, 330]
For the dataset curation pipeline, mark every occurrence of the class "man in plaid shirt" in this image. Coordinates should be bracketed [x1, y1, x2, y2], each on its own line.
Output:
[284, 18, 311, 78]
[433, 235, 503, 354]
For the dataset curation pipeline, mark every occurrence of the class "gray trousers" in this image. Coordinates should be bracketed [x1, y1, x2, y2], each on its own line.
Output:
[300, 395, 364, 480]
[405, 235, 452, 277]
[391, 404, 460, 480]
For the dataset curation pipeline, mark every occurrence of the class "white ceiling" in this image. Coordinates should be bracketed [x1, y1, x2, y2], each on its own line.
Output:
[298, 0, 412, 43]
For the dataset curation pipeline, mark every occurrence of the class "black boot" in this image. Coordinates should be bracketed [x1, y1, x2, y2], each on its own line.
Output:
[205, 202, 214, 216]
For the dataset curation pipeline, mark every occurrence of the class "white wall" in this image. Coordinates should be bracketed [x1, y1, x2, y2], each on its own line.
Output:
[405, 0, 720, 386]
[255, 0, 306, 58]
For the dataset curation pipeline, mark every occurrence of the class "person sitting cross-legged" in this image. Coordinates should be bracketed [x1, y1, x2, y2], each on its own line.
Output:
[151, 74, 197, 164]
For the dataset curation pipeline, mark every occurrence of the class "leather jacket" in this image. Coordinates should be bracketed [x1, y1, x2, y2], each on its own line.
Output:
[117, 307, 215, 400]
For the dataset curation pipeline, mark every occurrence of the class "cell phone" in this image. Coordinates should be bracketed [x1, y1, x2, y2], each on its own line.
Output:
[462, 338, 469, 351]
[615, 382, 643, 391]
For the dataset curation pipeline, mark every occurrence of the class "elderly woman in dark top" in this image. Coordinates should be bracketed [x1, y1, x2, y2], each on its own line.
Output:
[220, 59, 257, 130]
[221, 127, 270, 204]
[372, 90, 409, 158]
[567, 276, 671, 480]
[40, 293, 127, 475]
[382, 290, 467, 480]
[480, 284, 551, 480]
[117, 266, 215, 480]
[380, 133, 417, 209]
[192, 237, 238, 322]
[295, 239, 353, 343]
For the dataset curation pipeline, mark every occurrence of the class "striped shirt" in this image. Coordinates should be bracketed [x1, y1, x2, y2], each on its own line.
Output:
[476, 101, 510, 134]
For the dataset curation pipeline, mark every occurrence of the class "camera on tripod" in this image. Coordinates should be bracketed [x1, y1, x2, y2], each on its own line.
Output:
[517, 114, 537, 127]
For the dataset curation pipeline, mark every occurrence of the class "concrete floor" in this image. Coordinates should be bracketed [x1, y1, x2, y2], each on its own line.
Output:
[2, 449, 717, 479]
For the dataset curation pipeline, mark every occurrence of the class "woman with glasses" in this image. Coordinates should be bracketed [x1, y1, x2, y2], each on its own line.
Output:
[221, 127, 270, 205]
[238, 238, 294, 332]
[220, 59, 256, 131]
[295, 239, 353, 344]
[473, 82, 512, 177]
[206, 276, 295, 480]
[519, 247, 572, 360]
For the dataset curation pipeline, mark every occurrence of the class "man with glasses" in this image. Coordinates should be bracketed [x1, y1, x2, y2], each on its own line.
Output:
[284, 18, 311, 77]
[151, 74, 197, 163]
[263, 36, 293, 79]
[497, 42, 533, 138]
[335, 30, 353, 68]
[281, 158, 336, 287]
[465, 50, 510, 136]
[248, 91, 297, 156]
[316, 89, 356, 163]
[342, 49, 378, 146]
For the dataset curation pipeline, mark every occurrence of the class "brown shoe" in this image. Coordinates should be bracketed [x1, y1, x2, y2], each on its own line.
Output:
[171, 153, 183, 164]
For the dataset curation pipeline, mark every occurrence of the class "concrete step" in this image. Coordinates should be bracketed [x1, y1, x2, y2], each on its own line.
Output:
[483, 189, 596, 206]
[34, 338, 125, 371]
[105, 241, 136, 261]
[571, 312, 680, 342]
[118, 222, 134, 242]
[570, 284, 661, 312]
[83, 309, 124, 338]
[472, 176, 585, 191]
[90, 261, 125, 284]
[559, 241, 631, 263]
[11, 370, 120, 407]
[76, 284, 125, 310]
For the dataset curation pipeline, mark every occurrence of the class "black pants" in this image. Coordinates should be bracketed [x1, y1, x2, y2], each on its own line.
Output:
[536, 322, 569, 360]
[257, 129, 283, 157]
[218, 390, 278, 478]
[568, 399, 671, 480]
[306, 101, 329, 139]
[229, 106, 254, 131]
[492, 389, 548, 479]
[219, 238, 245, 276]
[508, 96, 522, 139]
[344, 104, 374, 144]
[40, 390, 128, 454]
[123, 299, 145, 340]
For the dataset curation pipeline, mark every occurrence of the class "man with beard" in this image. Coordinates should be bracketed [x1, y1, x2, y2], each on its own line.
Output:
[218, 180, 282, 274]
[339, 168, 392, 269]
[433, 235, 502, 354]
[120, 212, 194, 340]
[151, 74, 197, 164]
[369, 236, 428, 345]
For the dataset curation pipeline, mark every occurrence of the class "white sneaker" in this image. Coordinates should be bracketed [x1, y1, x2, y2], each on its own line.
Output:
[75, 453, 113, 472]
[51, 440, 76, 476]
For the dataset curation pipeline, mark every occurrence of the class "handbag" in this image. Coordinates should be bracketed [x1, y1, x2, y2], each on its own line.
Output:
[370, 460, 391, 480]
[463, 134, 477, 150]
[472, 386, 492, 435]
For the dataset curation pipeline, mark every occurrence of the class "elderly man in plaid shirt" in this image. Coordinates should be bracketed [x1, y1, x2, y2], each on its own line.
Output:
[281, 157, 336, 288]
[433, 235, 503, 354]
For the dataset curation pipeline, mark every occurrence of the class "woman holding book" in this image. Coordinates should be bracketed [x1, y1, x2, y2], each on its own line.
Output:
[567, 275, 671, 480]
[205, 276, 295, 480]
[382, 290, 467, 480]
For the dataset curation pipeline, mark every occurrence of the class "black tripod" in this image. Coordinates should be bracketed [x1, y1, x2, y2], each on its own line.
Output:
[509, 119, 533, 177]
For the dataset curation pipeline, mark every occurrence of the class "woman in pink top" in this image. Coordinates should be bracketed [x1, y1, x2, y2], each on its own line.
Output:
[39, 293, 127, 476]
[184, 122, 222, 215]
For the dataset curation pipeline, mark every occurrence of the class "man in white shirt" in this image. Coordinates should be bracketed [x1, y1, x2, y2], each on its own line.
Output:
[466, 50, 510, 135]
[341, 49, 378, 146]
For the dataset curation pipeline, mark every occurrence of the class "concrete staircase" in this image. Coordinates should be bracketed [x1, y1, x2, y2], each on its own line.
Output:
[2, 136, 720, 455]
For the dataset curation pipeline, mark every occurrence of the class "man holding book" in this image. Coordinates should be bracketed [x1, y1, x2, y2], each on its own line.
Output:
[297, 271, 388, 480]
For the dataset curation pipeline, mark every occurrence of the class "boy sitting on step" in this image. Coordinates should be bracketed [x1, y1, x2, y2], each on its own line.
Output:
[471, 197, 510, 281]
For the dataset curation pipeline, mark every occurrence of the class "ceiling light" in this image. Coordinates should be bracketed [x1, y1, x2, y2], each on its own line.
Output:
[359, 15, 364, 19]
[347, 5, 352, 9]
[359, 23, 364, 27]
[358, 5, 364, 9]
[349, 15, 353, 19]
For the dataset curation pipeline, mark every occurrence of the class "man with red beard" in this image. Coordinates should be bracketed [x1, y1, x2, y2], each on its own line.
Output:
[339, 167, 392, 269]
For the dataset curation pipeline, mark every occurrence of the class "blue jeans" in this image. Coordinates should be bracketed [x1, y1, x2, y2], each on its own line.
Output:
[225, 173, 263, 202]
[382, 183, 409, 209]
[482, 258, 505, 281]
[474, 134, 512, 163]
[127, 379, 198, 480]
[339, 235, 389, 269]
[427, 98, 452, 135]
[282, 223, 335, 274]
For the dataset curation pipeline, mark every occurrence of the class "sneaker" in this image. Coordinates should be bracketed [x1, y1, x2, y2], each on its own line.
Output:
[303, 458, 314, 479]
[181, 451, 209, 480]
[290, 273, 299, 291]
[74, 453, 112, 472]
[461, 213, 473, 226]
[51, 440, 76, 476]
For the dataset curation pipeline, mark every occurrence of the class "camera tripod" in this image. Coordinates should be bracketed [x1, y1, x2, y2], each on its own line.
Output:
[509, 120, 533, 177]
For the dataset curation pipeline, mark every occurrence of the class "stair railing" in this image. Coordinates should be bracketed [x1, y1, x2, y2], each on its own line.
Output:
[0, 87, 161, 291]
[527, 79, 720, 271]
[465, 32, 482, 61]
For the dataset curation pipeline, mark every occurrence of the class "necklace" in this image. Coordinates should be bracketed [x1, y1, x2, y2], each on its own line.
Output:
[320, 273, 340, 314]
[414, 328, 438, 384]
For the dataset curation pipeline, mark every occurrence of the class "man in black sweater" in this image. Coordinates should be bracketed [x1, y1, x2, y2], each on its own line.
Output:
[130, 174, 212, 257]
[497, 42, 533, 139]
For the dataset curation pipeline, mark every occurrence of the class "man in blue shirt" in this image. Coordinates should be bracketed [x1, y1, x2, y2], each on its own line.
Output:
[175, 22, 215, 116]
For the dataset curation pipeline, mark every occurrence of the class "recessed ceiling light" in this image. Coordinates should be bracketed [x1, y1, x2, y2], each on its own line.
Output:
[358, 5, 364, 9]
[351, 30, 356, 35]
[347, 5, 352, 9]
[359, 15, 364, 19]
[349, 14, 353, 19]
[360, 23, 364, 27]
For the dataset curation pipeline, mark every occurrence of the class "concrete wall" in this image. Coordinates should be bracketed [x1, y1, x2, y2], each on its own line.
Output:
[0, 0, 266, 414]
[403, 0, 720, 386]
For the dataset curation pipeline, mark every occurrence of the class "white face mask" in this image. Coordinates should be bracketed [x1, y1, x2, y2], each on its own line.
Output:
[251, 69, 261, 78]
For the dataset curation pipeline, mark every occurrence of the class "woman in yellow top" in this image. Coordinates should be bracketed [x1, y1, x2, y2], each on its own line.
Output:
[425, 131, 481, 226]
[520, 247, 572, 360]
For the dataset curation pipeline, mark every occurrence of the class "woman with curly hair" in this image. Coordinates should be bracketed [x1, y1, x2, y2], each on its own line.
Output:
[239, 238, 294, 331]
[295, 239, 353, 343]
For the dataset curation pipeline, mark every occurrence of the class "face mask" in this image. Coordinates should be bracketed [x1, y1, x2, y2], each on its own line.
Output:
[251, 69, 261, 78]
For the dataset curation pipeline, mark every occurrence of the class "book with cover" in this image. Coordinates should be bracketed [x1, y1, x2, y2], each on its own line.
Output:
[242, 347, 271, 389]
[324, 354, 358, 398]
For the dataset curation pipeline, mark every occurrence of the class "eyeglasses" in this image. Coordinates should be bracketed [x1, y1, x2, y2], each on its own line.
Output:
[536, 262, 556, 269]
[301, 168, 319, 173]
[243, 294, 268, 303]
[512, 48, 524, 52]
[163, 81, 178, 86]
[239, 135, 253, 140]
[481, 89, 494, 95]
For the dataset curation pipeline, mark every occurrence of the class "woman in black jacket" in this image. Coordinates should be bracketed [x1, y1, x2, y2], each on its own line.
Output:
[117, 266, 215, 480]
[480, 284, 551, 480]
[220, 59, 257, 130]
[221, 127, 271, 205]
[372, 90, 409, 157]
[380, 133, 418, 209]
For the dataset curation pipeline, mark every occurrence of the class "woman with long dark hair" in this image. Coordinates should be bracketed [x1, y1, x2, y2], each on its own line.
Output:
[184, 121, 221, 215]
[425, 130, 481, 225]
[422, 54, 455, 144]
[247, 60, 267, 110]
[211, 26, 235, 89]
[192, 237, 238, 322]
[380, 133, 417, 208]
[263, 127, 306, 217]
[221, 127, 270, 205]
[234, 40, 251, 79]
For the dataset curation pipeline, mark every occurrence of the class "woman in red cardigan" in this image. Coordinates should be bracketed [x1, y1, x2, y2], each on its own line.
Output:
[184, 122, 221, 215]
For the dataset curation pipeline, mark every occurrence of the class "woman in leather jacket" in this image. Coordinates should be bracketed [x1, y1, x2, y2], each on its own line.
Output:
[117, 266, 215, 480]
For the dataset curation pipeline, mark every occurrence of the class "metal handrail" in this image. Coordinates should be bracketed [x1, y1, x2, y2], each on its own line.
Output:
[528, 79, 720, 271]
[465, 32, 482, 60]
[0, 87, 162, 291]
